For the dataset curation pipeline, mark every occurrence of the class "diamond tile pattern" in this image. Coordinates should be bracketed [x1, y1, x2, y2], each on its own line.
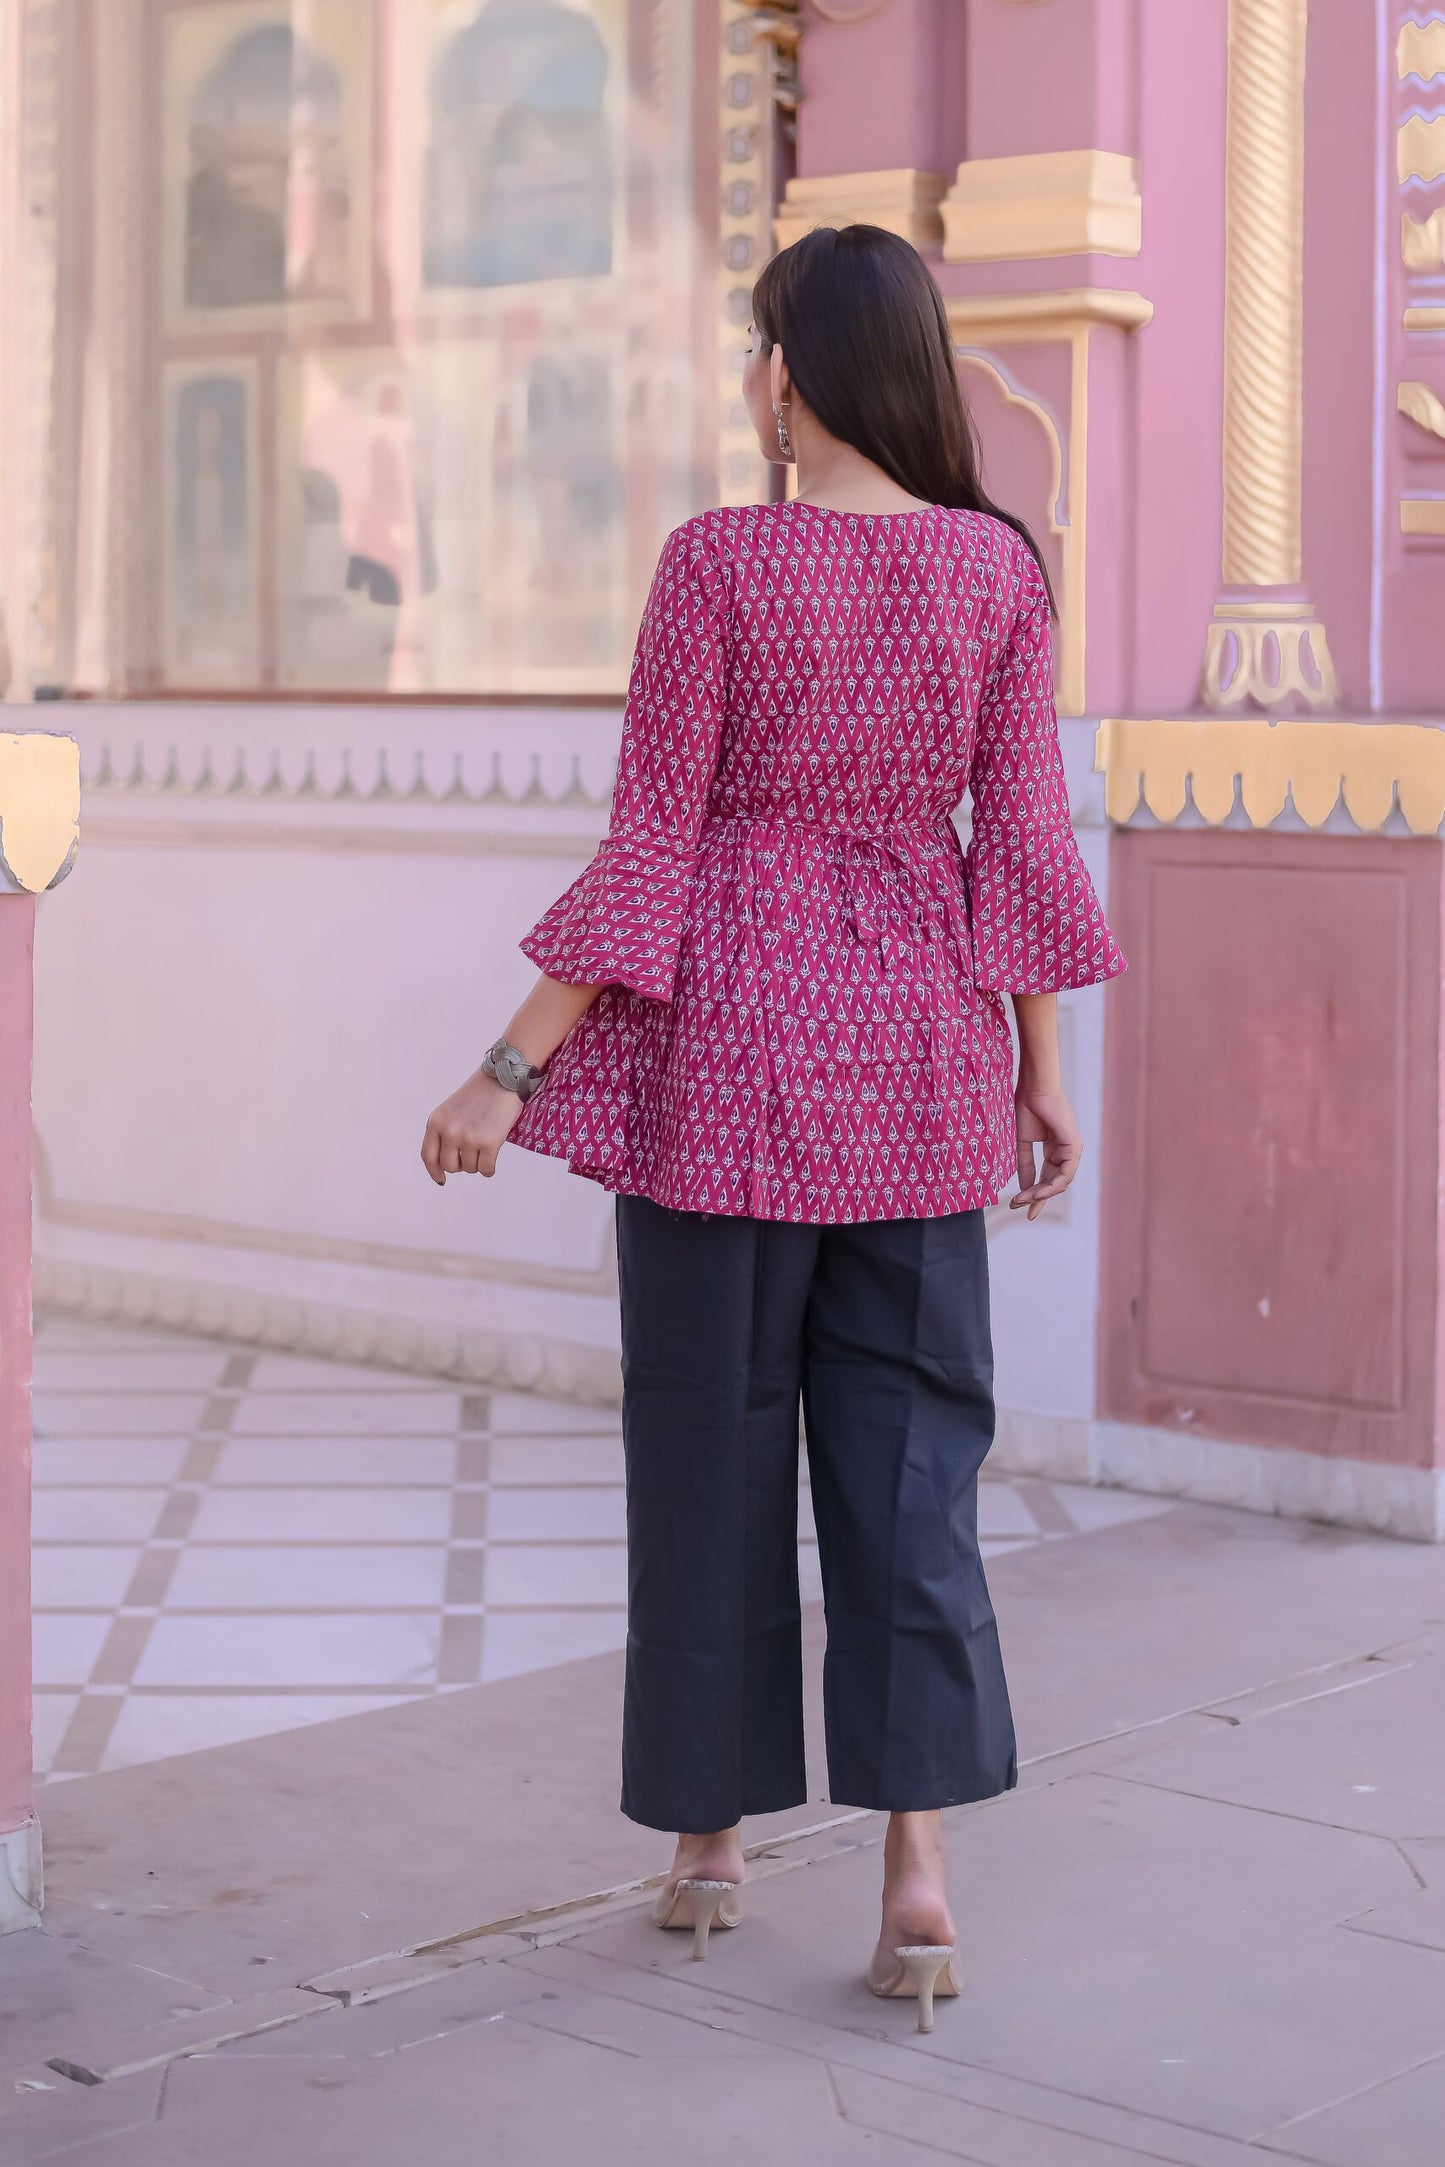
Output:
[30, 1316, 1167, 1781]
[513, 504, 1124, 1221]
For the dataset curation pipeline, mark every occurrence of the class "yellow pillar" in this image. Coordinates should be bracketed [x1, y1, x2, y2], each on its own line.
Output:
[1202, 0, 1338, 711]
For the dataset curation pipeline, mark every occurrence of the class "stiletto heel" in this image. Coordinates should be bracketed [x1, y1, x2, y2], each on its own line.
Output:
[652, 1876, 742, 1960]
[868, 1943, 959, 2033]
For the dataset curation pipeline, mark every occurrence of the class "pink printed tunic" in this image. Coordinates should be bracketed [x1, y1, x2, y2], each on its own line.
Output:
[511, 502, 1125, 1223]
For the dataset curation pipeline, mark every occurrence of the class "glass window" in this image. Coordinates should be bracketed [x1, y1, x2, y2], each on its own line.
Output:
[0, 0, 781, 700]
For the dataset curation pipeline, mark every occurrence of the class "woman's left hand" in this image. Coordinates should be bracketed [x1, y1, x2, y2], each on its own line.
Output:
[1011, 1085, 1083, 1220]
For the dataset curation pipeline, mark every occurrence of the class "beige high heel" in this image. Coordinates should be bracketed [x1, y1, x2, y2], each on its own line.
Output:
[868, 1944, 959, 2034]
[652, 1877, 742, 1961]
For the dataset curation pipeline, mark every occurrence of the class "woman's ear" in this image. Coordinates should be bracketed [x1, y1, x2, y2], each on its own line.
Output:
[770, 344, 791, 408]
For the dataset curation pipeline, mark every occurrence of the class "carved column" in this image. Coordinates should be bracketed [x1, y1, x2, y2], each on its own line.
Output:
[1202, 0, 1338, 711]
[717, 3, 800, 507]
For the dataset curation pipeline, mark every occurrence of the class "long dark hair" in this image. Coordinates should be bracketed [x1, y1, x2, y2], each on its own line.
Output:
[751, 223, 1054, 608]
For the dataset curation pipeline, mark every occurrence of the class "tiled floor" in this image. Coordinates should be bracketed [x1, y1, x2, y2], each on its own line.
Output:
[30, 1315, 1172, 1782]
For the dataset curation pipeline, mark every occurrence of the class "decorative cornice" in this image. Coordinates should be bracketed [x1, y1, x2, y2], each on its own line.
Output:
[774, 168, 949, 253]
[80, 737, 614, 811]
[945, 288, 1153, 342]
[1096, 715, 1445, 834]
[0, 732, 79, 892]
[942, 150, 1141, 265]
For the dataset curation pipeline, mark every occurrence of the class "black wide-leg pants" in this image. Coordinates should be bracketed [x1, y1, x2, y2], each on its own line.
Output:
[615, 1196, 1017, 1832]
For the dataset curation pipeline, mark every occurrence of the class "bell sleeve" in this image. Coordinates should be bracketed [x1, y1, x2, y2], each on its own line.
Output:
[965, 548, 1126, 994]
[519, 524, 730, 1003]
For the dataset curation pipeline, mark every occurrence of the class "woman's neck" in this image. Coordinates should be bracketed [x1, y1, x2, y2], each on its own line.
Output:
[788, 429, 930, 517]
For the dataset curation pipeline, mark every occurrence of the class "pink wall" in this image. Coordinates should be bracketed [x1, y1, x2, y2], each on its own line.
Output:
[796, 0, 967, 179]
[1301, 0, 1380, 714]
[964, 0, 1139, 161]
[0, 894, 36, 1838]
[1101, 830, 1444, 1470]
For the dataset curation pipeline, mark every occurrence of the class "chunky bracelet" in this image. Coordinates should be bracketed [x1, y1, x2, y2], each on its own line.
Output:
[481, 1036, 547, 1103]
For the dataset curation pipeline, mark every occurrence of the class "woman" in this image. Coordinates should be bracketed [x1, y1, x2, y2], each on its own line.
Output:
[422, 224, 1125, 2032]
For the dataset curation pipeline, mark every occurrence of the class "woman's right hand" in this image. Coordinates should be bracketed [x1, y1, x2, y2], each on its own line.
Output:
[421, 1067, 526, 1186]
[1011, 1083, 1083, 1220]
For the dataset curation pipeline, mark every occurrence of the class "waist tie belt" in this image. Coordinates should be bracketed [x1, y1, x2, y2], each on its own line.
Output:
[712, 816, 980, 1202]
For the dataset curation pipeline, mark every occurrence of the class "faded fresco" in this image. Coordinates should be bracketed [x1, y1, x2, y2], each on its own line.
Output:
[422, 0, 619, 290]
[144, 0, 696, 692]
[165, 366, 259, 686]
[163, 0, 373, 327]
[277, 339, 628, 692]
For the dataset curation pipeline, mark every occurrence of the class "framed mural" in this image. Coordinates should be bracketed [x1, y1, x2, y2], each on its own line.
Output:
[162, 361, 261, 688]
[420, 0, 624, 295]
[161, 0, 374, 332]
[276, 337, 630, 695]
[142, 0, 711, 694]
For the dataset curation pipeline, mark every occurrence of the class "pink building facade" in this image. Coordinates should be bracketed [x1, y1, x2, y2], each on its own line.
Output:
[2, 0, 1444, 1926]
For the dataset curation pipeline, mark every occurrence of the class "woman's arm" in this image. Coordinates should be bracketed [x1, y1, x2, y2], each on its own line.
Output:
[420, 974, 600, 1186]
[1009, 991, 1083, 1220]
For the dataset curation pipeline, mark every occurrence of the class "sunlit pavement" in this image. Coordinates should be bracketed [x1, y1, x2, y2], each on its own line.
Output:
[29, 1317, 1169, 1782]
[5, 1320, 1443, 2165]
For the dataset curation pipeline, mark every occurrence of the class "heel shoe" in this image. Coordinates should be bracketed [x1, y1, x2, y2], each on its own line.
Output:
[868, 1944, 959, 2033]
[653, 1877, 742, 1961]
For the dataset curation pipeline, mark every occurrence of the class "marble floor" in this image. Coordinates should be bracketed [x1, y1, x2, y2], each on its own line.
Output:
[30, 1315, 1173, 1782]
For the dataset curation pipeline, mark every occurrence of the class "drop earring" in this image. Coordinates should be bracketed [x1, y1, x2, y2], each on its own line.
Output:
[773, 404, 793, 459]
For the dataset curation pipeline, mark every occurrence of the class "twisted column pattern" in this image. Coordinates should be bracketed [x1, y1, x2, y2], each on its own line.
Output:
[1221, 0, 1305, 587]
[1203, 0, 1336, 710]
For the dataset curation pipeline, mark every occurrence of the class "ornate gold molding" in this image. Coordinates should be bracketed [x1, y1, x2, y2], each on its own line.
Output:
[0, 731, 79, 891]
[1203, 0, 1336, 712]
[1399, 381, 1445, 441]
[1096, 716, 1445, 833]
[946, 289, 1152, 340]
[1401, 499, 1445, 537]
[1402, 208, 1445, 271]
[946, 291, 1152, 719]
[941, 150, 1141, 264]
[774, 169, 949, 253]
[1398, 18, 1445, 82]
[1404, 305, 1445, 330]
[1398, 114, 1445, 184]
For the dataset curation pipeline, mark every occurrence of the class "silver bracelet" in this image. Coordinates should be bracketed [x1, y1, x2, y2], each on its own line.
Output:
[481, 1037, 547, 1103]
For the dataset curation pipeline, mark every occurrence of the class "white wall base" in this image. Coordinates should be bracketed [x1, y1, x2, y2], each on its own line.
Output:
[993, 1408, 1445, 1544]
[34, 1243, 624, 1405]
[0, 1817, 43, 1933]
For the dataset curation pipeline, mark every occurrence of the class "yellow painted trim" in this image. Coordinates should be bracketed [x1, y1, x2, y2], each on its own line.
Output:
[1399, 381, 1445, 439]
[1402, 208, 1445, 271]
[773, 169, 949, 253]
[942, 150, 1141, 264]
[944, 292, 1151, 719]
[1405, 305, 1445, 330]
[1398, 114, 1445, 184]
[1401, 498, 1445, 535]
[1398, 18, 1445, 81]
[945, 289, 1153, 342]
[1095, 717, 1445, 834]
[0, 732, 80, 892]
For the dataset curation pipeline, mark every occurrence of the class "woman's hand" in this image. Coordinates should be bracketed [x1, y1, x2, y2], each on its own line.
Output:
[1011, 1084, 1083, 1220]
[421, 1067, 526, 1186]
